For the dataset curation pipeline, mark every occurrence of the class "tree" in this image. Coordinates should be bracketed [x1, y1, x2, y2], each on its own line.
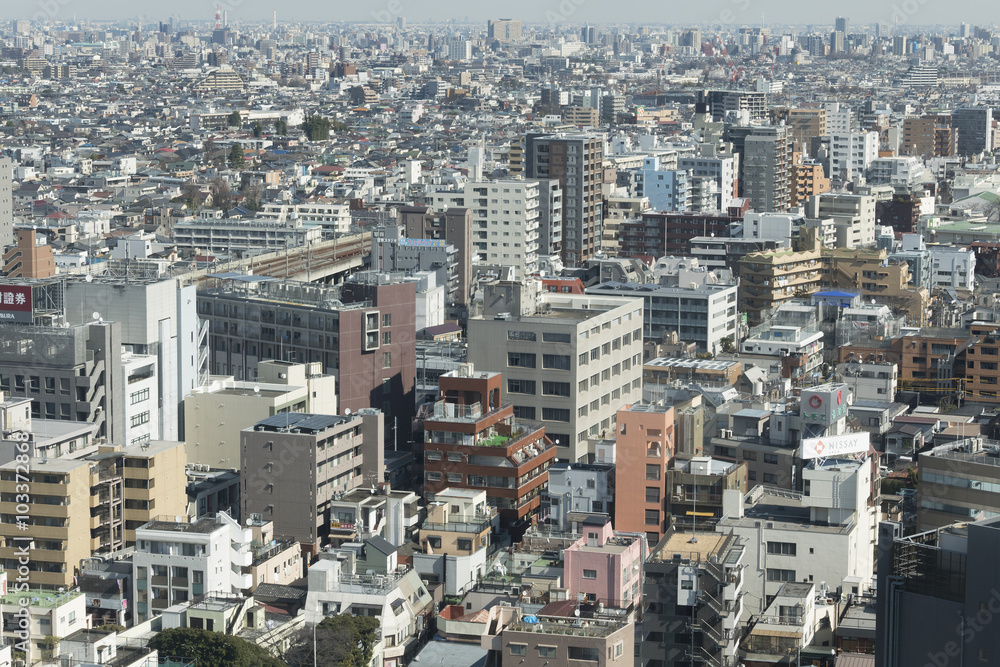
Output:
[228, 110, 242, 128]
[252, 121, 263, 138]
[275, 118, 288, 135]
[241, 182, 265, 212]
[282, 614, 380, 667]
[181, 180, 203, 209]
[303, 115, 332, 141]
[209, 176, 234, 212]
[149, 628, 284, 667]
[720, 336, 735, 354]
[228, 143, 245, 171]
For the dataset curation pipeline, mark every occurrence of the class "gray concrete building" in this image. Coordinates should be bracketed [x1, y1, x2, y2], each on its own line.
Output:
[467, 279, 643, 463]
[0, 320, 122, 442]
[953, 106, 993, 157]
[241, 410, 384, 554]
[524, 133, 604, 267]
[0, 157, 12, 250]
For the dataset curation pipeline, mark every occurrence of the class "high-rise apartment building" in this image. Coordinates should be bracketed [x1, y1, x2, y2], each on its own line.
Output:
[0, 158, 13, 250]
[953, 106, 994, 156]
[641, 530, 746, 667]
[487, 19, 522, 42]
[428, 180, 541, 278]
[742, 126, 791, 213]
[132, 513, 253, 624]
[524, 133, 604, 267]
[2, 229, 55, 278]
[241, 410, 384, 554]
[399, 205, 473, 309]
[467, 280, 644, 463]
[823, 131, 879, 183]
[901, 115, 956, 157]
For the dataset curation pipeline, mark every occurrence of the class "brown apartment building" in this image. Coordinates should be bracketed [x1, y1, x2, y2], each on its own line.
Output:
[901, 115, 957, 157]
[2, 229, 55, 279]
[791, 162, 831, 207]
[740, 229, 929, 326]
[613, 403, 676, 544]
[839, 323, 1000, 404]
[422, 365, 556, 524]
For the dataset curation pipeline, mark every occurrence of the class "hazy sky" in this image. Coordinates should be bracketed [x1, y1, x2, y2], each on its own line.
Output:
[8, 0, 973, 29]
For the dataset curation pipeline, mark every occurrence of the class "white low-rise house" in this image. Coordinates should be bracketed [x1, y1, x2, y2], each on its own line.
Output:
[836, 360, 898, 402]
[257, 201, 352, 236]
[132, 513, 253, 624]
[740, 583, 837, 660]
[303, 541, 434, 667]
[0, 584, 88, 664]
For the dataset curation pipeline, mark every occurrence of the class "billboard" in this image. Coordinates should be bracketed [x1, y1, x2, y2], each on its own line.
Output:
[800, 432, 869, 460]
[0, 286, 32, 323]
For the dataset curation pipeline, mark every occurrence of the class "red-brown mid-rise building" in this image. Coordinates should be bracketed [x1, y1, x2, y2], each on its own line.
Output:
[613, 403, 676, 544]
[422, 364, 556, 525]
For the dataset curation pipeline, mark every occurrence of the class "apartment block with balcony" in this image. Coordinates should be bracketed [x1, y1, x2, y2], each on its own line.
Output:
[245, 514, 302, 588]
[739, 582, 837, 665]
[665, 457, 748, 530]
[303, 546, 434, 667]
[640, 530, 746, 667]
[413, 487, 497, 596]
[422, 365, 556, 524]
[327, 483, 422, 549]
[739, 232, 823, 327]
[524, 133, 604, 267]
[132, 512, 253, 624]
[619, 208, 745, 259]
[482, 603, 634, 667]
[241, 410, 384, 555]
[0, 587, 88, 664]
[468, 280, 644, 464]
[428, 180, 541, 279]
[0, 439, 186, 589]
[614, 403, 675, 544]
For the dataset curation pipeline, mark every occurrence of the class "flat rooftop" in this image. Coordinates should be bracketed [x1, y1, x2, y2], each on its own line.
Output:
[140, 516, 220, 534]
[646, 357, 740, 371]
[652, 531, 727, 562]
[252, 412, 352, 434]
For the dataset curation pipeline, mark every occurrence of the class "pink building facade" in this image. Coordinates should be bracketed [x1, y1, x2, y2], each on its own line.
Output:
[563, 517, 646, 609]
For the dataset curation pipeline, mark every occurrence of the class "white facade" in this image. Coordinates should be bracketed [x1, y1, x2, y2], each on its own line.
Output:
[0, 589, 88, 664]
[303, 559, 433, 665]
[826, 132, 878, 183]
[717, 454, 879, 607]
[257, 202, 352, 235]
[742, 212, 800, 244]
[807, 193, 876, 248]
[120, 352, 159, 448]
[823, 102, 853, 135]
[132, 513, 253, 625]
[430, 181, 541, 279]
[64, 278, 205, 443]
[928, 245, 976, 290]
[678, 154, 736, 211]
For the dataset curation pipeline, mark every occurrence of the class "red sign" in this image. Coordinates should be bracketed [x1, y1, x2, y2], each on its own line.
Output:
[0, 286, 32, 323]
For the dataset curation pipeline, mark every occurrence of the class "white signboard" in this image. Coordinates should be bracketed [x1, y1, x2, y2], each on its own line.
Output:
[800, 432, 869, 460]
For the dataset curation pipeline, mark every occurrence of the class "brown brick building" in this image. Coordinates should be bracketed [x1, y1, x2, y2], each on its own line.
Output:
[422, 366, 556, 523]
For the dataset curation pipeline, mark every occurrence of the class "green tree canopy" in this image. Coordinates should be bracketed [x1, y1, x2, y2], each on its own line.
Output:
[228, 143, 245, 170]
[275, 118, 288, 135]
[252, 121, 263, 138]
[282, 614, 380, 667]
[303, 115, 332, 141]
[228, 110, 242, 128]
[148, 628, 284, 667]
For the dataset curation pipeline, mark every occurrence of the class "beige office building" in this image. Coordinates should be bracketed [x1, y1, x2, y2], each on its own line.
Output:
[468, 280, 643, 463]
[183, 360, 336, 469]
[0, 440, 187, 588]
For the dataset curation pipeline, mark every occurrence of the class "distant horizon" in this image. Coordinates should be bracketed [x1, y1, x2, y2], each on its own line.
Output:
[3, 1, 996, 30]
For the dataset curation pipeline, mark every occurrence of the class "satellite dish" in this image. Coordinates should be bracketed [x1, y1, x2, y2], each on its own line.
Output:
[92, 312, 100, 321]
[344, 408, 351, 416]
[85, 274, 93, 283]
[253, 386, 260, 394]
